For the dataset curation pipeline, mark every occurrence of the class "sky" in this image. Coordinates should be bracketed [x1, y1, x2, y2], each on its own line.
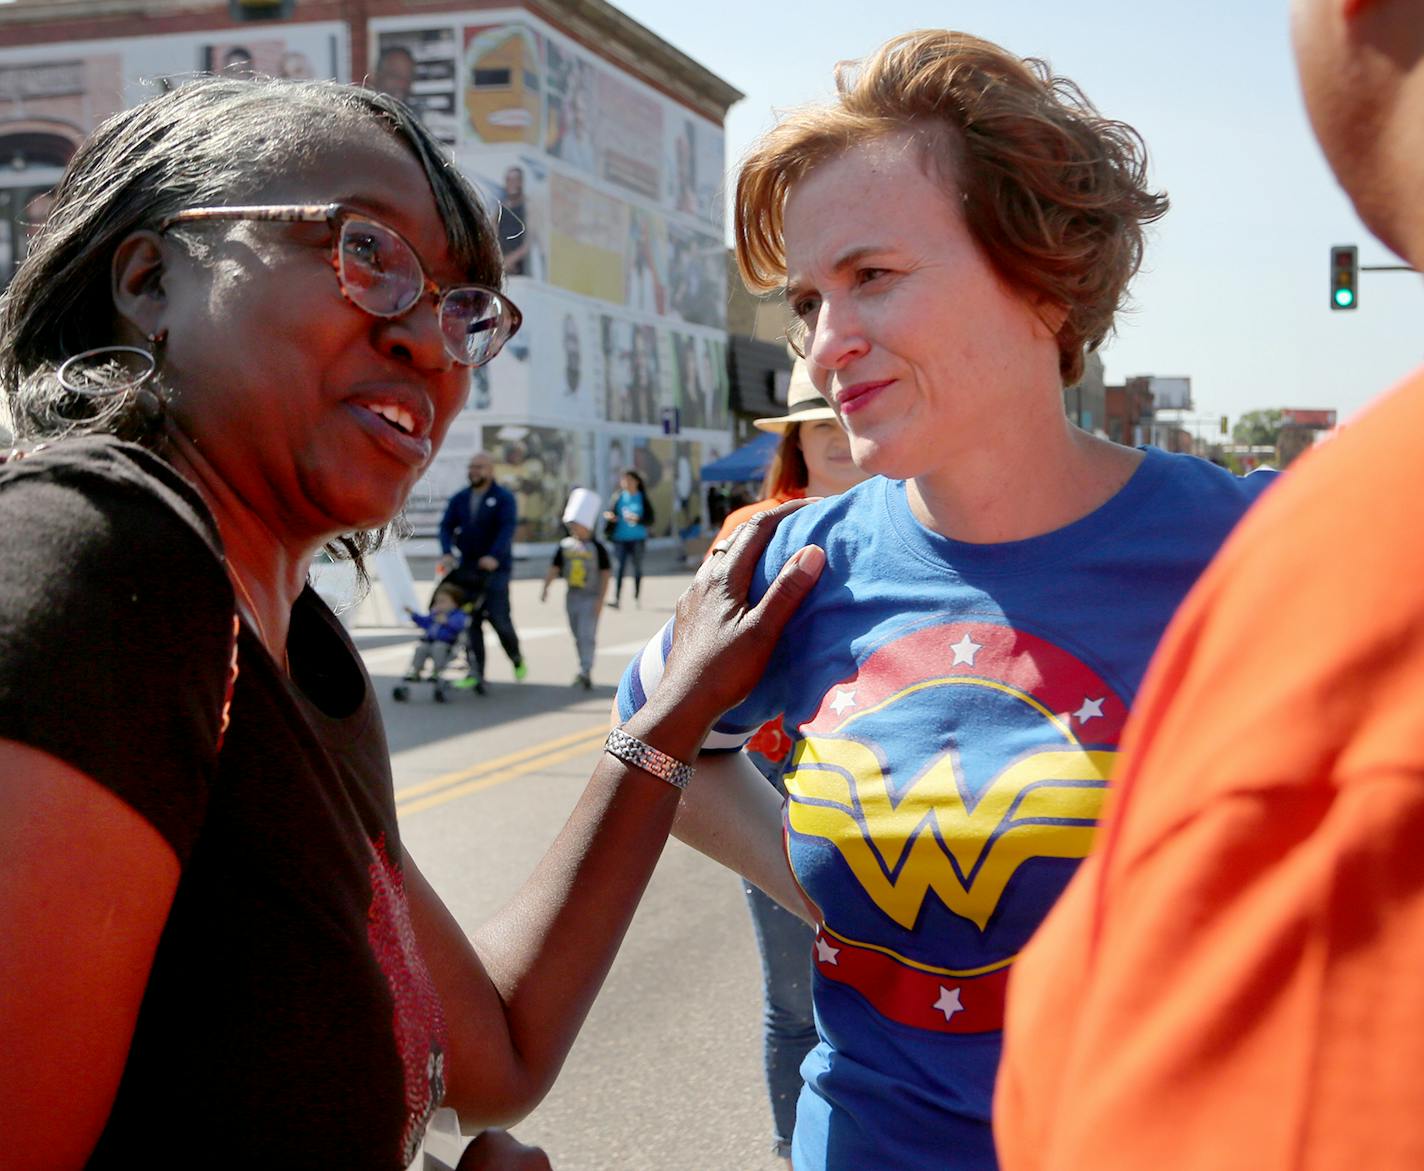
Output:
[616, 0, 1421, 431]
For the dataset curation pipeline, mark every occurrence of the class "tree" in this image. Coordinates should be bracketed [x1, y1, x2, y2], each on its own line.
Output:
[1232, 409, 1283, 448]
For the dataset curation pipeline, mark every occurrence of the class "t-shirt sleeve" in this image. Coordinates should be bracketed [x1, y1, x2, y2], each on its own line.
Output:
[596, 541, 611, 571]
[551, 547, 565, 570]
[0, 444, 236, 864]
[614, 538, 791, 753]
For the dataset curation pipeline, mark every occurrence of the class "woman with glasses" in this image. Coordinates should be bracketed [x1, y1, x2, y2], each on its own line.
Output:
[616, 30, 1275, 1170]
[0, 77, 823, 1171]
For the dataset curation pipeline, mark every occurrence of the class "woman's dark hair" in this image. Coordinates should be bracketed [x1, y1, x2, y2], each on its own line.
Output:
[0, 75, 503, 577]
[760, 424, 808, 501]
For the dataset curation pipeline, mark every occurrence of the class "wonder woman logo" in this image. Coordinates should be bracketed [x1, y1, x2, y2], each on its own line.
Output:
[785, 620, 1126, 932]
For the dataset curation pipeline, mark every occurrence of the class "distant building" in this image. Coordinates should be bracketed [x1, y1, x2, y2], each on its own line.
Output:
[0, 0, 742, 549]
[1063, 351, 1106, 436]
[1104, 376, 1157, 448]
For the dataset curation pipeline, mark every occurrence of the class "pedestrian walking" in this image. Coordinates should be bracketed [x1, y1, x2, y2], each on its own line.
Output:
[603, 467, 651, 608]
[542, 487, 610, 689]
[437, 450, 526, 687]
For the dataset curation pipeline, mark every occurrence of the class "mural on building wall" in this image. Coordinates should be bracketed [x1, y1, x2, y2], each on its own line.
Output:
[544, 40, 595, 172]
[484, 423, 589, 542]
[200, 39, 290, 79]
[0, 27, 344, 287]
[666, 221, 725, 329]
[466, 151, 548, 281]
[601, 316, 660, 426]
[371, 27, 457, 144]
[663, 114, 724, 227]
[592, 67, 661, 203]
[463, 23, 542, 146]
[624, 205, 667, 316]
[366, 9, 730, 542]
[549, 172, 626, 304]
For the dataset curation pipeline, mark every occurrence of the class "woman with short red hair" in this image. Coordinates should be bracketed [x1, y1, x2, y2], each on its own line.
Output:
[619, 29, 1275, 1169]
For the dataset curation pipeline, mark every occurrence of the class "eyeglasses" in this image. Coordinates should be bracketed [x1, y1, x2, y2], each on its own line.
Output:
[158, 203, 522, 368]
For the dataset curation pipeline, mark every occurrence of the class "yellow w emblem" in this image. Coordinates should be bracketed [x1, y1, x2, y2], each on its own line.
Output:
[785, 732, 1112, 931]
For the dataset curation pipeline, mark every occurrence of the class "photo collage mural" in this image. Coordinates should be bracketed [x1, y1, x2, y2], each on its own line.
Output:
[371, 9, 730, 543]
[0, 24, 347, 287]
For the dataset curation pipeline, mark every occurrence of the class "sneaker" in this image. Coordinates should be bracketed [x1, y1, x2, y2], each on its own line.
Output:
[514, 660, 528, 682]
[453, 675, 482, 691]
[607, 599, 620, 610]
[401, 670, 421, 682]
[573, 672, 592, 689]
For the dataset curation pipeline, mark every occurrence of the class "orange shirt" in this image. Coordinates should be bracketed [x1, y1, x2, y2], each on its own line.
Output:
[997, 368, 1424, 1171]
[707, 491, 803, 556]
[708, 492, 803, 766]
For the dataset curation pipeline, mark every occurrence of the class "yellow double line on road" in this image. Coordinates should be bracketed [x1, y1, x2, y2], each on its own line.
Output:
[395, 723, 609, 817]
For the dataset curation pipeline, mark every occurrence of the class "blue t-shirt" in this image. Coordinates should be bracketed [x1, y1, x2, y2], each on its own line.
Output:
[619, 449, 1274, 1170]
[610, 490, 648, 542]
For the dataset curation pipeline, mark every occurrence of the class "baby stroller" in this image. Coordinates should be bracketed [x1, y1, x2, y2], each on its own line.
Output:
[393, 573, 488, 703]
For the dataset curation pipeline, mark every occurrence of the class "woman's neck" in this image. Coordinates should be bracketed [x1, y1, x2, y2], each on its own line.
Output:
[906, 422, 1144, 544]
[163, 428, 313, 665]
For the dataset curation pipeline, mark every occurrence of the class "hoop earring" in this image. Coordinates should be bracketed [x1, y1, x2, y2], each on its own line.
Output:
[56, 344, 157, 398]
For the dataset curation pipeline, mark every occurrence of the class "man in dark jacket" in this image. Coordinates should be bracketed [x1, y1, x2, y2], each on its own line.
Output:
[437, 451, 525, 689]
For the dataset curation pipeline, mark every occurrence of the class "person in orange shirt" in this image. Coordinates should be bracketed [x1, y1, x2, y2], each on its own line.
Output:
[707, 357, 867, 1164]
[995, 2, 1424, 1168]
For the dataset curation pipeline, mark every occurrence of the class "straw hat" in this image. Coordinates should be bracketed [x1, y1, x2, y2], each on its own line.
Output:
[753, 359, 838, 433]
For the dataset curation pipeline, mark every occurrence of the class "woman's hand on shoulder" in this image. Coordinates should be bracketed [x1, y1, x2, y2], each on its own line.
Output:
[657, 498, 824, 726]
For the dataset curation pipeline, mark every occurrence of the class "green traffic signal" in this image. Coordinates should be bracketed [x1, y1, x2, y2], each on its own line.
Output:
[1330, 245, 1358, 311]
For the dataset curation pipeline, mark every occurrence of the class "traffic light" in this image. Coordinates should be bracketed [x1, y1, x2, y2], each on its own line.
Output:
[1330, 245, 1358, 310]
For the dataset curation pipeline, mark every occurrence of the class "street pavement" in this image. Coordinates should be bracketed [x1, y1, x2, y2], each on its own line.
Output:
[351, 557, 790, 1170]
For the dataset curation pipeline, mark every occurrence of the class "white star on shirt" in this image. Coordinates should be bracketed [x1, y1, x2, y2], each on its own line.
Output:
[950, 633, 983, 667]
[1074, 696, 1106, 724]
[829, 688, 857, 716]
[815, 936, 841, 966]
[933, 986, 964, 1021]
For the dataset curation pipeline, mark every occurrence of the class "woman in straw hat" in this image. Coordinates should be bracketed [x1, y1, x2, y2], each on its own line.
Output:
[617, 29, 1275, 1170]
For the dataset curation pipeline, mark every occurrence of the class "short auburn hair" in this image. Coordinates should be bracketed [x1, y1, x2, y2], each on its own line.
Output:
[734, 29, 1169, 386]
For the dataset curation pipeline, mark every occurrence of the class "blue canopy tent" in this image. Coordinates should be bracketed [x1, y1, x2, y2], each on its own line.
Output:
[700, 431, 778, 483]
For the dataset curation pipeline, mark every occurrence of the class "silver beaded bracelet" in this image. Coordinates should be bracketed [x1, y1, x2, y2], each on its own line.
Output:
[604, 727, 695, 791]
